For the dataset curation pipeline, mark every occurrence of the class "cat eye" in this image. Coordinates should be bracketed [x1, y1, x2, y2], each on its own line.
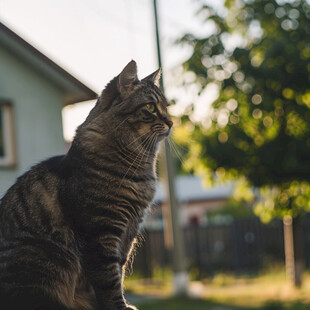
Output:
[146, 103, 156, 113]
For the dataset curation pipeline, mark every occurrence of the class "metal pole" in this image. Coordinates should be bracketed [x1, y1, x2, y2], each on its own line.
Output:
[153, 0, 188, 295]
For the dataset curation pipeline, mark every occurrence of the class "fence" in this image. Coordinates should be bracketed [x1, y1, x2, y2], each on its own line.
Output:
[132, 216, 310, 278]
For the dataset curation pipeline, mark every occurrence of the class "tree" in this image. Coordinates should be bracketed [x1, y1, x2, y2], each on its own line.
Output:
[177, 0, 310, 286]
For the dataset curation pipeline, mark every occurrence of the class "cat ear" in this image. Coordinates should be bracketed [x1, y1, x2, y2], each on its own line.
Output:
[117, 60, 139, 98]
[143, 68, 162, 88]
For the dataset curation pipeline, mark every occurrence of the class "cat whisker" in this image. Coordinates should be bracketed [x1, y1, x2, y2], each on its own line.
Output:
[123, 145, 155, 189]
[170, 140, 189, 152]
[127, 133, 157, 178]
[167, 137, 193, 173]
[171, 134, 198, 145]
[117, 134, 155, 189]
[128, 133, 158, 179]
[167, 137, 185, 166]
[99, 130, 152, 156]
[117, 132, 154, 165]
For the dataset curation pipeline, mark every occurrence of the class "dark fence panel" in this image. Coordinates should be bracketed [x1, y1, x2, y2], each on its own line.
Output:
[132, 215, 310, 278]
[303, 217, 310, 267]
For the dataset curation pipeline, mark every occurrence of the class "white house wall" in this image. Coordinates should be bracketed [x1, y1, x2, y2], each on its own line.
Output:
[0, 46, 65, 196]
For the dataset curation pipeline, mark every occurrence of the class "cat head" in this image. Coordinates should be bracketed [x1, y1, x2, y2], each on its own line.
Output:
[80, 60, 173, 152]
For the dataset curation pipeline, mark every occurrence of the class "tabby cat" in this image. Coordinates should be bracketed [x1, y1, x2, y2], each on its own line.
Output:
[0, 60, 173, 310]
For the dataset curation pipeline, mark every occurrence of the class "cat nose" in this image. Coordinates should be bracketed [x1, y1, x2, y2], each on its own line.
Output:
[164, 117, 173, 128]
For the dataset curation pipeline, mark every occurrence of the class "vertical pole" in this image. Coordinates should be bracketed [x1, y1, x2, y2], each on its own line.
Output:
[152, 0, 188, 295]
[293, 217, 303, 287]
[283, 215, 295, 286]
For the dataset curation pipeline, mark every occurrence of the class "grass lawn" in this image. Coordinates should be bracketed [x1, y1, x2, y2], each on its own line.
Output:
[125, 268, 310, 310]
[136, 297, 310, 310]
[137, 297, 248, 310]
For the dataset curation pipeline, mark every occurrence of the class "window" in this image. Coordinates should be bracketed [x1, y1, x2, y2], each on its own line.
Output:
[0, 102, 16, 167]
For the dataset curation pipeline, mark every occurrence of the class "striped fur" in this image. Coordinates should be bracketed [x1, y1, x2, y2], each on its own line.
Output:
[0, 61, 172, 310]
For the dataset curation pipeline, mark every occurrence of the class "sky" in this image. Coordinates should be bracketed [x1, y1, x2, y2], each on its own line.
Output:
[0, 0, 223, 141]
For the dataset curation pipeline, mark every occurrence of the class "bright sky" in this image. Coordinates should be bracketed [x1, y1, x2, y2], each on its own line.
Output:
[0, 0, 223, 141]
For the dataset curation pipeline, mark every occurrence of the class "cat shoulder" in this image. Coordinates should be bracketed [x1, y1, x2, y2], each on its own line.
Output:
[1, 155, 66, 200]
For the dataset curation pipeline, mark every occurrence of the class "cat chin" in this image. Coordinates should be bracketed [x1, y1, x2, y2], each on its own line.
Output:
[156, 135, 169, 143]
[158, 128, 172, 140]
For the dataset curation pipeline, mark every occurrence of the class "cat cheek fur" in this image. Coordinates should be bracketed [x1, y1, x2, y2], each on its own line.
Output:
[137, 123, 152, 136]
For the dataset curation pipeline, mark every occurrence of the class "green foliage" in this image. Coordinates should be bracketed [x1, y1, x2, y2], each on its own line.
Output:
[255, 181, 310, 222]
[207, 199, 255, 220]
[178, 0, 310, 220]
[262, 301, 309, 310]
[262, 301, 284, 310]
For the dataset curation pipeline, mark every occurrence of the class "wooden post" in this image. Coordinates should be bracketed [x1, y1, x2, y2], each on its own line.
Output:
[283, 215, 295, 286]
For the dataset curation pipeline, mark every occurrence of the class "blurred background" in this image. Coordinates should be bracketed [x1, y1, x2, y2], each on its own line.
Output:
[1, 0, 310, 309]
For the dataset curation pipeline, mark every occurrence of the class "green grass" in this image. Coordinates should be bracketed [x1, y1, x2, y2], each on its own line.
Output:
[137, 297, 232, 310]
[124, 268, 173, 297]
[125, 267, 310, 309]
[199, 269, 310, 307]
[136, 297, 310, 310]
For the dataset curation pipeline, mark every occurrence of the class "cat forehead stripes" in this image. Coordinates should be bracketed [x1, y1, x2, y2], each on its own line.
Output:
[146, 85, 170, 115]
[139, 81, 169, 104]
[117, 60, 167, 101]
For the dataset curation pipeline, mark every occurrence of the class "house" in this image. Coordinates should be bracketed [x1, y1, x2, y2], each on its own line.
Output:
[144, 175, 234, 229]
[0, 22, 97, 196]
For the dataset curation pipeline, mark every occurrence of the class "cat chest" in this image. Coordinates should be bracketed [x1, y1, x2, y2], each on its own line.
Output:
[123, 179, 156, 209]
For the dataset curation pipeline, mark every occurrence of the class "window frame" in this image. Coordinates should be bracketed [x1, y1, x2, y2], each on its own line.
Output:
[0, 101, 16, 167]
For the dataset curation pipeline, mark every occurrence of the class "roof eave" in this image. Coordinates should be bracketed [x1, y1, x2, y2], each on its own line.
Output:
[0, 22, 98, 105]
